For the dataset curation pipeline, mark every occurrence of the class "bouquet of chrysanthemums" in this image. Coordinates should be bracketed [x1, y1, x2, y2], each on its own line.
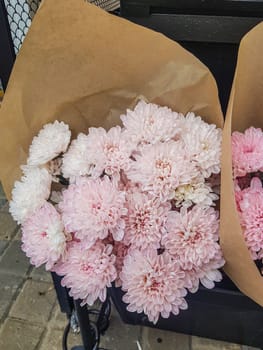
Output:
[9, 100, 224, 324]
[232, 127, 263, 263]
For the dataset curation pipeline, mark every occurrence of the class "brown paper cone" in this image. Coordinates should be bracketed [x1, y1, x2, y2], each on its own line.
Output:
[221, 22, 263, 305]
[0, 0, 223, 199]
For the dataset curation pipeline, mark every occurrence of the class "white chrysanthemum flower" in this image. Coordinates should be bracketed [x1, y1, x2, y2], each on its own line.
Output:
[176, 112, 206, 136]
[173, 177, 218, 208]
[180, 113, 222, 178]
[121, 100, 181, 146]
[27, 121, 71, 166]
[62, 133, 92, 183]
[9, 167, 52, 224]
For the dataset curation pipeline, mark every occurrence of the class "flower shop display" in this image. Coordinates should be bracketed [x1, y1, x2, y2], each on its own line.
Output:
[9, 100, 224, 324]
[3, 0, 263, 346]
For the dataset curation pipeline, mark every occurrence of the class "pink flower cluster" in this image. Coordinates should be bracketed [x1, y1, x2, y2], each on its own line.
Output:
[232, 127, 263, 262]
[10, 101, 224, 323]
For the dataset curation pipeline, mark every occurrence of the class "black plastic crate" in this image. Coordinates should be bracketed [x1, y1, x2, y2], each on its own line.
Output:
[119, 1, 263, 113]
[121, 0, 263, 17]
[110, 274, 263, 348]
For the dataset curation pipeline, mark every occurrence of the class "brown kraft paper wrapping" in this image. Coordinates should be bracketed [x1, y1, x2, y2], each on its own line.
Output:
[221, 22, 263, 304]
[0, 0, 223, 199]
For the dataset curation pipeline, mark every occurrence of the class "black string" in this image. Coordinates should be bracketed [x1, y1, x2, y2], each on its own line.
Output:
[62, 309, 110, 349]
[62, 322, 71, 350]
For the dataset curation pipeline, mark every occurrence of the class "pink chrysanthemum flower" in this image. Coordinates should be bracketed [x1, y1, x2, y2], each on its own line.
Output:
[120, 249, 188, 324]
[27, 121, 71, 166]
[233, 175, 262, 212]
[121, 100, 180, 146]
[85, 126, 135, 178]
[21, 202, 66, 270]
[9, 167, 52, 224]
[127, 141, 198, 201]
[180, 113, 222, 178]
[62, 133, 92, 183]
[162, 205, 220, 270]
[234, 177, 262, 213]
[123, 189, 171, 250]
[54, 241, 117, 305]
[184, 250, 224, 293]
[59, 176, 127, 248]
[232, 127, 263, 178]
[236, 177, 263, 260]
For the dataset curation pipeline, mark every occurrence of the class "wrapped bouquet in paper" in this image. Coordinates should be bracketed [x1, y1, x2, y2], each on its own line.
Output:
[221, 23, 263, 306]
[0, 0, 225, 323]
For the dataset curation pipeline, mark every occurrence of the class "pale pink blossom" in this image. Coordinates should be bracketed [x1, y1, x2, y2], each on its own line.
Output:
[126, 141, 198, 201]
[235, 177, 262, 212]
[183, 250, 224, 293]
[59, 176, 127, 248]
[232, 127, 263, 178]
[120, 249, 188, 324]
[163, 204, 224, 293]
[54, 241, 117, 305]
[236, 177, 263, 259]
[27, 121, 71, 166]
[123, 190, 170, 250]
[21, 202, 66, 270]
[121, 100, 180, 146]
[162, 205, 220, 270]
[85, 126, 135, 178]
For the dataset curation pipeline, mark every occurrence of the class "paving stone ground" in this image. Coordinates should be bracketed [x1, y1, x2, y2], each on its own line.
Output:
[0, 182, 260, 350]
